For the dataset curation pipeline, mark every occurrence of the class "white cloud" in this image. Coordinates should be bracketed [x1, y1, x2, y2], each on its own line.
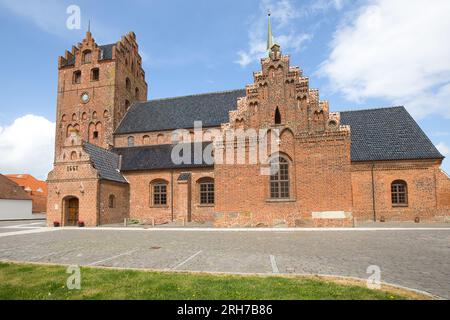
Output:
[0, 0, 118, 42]
[0, 0, 68, 37]
[310, 0, 346, 13]
[436, 142, 450, 157]
[235, 0, 313, 67]
[319, 0, 450, 118]
[0, 115, 55, 180]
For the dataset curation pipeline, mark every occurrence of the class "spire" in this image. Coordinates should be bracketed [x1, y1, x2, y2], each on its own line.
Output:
[85, 20, 92, 40]
[267, 10, 274, 53]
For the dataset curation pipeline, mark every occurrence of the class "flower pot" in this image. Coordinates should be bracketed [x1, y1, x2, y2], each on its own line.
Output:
[77, 221, 85, 227]
[53, 221, 60, 227]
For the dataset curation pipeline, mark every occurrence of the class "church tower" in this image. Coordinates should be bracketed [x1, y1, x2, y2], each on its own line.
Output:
[47, 31, 146, 227]
[54, 30, 148, 158]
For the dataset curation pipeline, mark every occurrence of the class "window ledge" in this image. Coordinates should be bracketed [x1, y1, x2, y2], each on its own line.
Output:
[266, 198, 296, 203]
[197, 204, 215, 208]
[392, 204, 408, 208]
[149, 205, 169, 209]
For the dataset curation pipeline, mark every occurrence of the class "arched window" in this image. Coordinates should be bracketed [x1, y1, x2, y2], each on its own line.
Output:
[275, 107, 281, 125]
[127, 136, 135, 147]
[73, 70, 81, 84]
[198, 178, 214, 205]
[151, 180, 168, 206]
[94, 122, 102, 140]
[70, 151, 77, 161]
[270, 156, 290, 199]
[91, 68, 99, 81]
[135, 87, 140, 99]
[82, 50, 92, 63]
[391, 180, 408, 206]
[125, 100, 130, 111]
[126, 77, 131, 91]
[108, 195, 115, 208]
[143, 135, 150, 145]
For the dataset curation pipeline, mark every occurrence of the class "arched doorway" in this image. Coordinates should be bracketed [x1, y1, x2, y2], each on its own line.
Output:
[63, 196, 79, 226]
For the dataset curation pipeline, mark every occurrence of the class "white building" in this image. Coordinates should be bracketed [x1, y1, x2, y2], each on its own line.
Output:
[0, 174, 34, 220]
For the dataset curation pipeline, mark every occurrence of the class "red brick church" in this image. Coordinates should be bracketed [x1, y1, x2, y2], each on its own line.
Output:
[46, 20, 450, 227]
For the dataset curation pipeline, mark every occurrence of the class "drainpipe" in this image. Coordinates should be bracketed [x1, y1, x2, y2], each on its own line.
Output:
[171, 170, 174, 222]
[371, 162, 376, 222]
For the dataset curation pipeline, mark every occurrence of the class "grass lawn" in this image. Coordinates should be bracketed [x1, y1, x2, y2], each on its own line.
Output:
[0, 262, 424, 300]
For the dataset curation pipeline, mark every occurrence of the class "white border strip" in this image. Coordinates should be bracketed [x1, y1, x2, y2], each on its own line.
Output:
[59, 226, 450, 232]
[269, 255, 279, 274]
[171, 250, 202, 270]
[0, 228, 57, 238]
[88, 249, 139, 266]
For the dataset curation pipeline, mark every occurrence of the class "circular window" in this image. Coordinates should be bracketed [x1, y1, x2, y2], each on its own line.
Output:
[81, 92, 90, 104]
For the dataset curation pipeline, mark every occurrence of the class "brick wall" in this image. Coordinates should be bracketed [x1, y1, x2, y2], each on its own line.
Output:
[351, 160, 449, 221]
[99, 180, 130, 225]
[123, 168, 214, 225]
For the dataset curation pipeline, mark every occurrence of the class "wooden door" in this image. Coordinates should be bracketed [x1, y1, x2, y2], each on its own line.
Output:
[67, 198, 79, 226]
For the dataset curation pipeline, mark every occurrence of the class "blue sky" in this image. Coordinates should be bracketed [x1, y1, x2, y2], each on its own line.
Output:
[0, 0, 449, 179]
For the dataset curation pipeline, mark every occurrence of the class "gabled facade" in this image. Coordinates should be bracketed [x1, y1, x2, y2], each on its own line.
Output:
[46, 28, 450, 228]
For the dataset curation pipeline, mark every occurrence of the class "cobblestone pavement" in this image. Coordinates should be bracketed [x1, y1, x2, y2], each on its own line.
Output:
[0, 221, 448, 299]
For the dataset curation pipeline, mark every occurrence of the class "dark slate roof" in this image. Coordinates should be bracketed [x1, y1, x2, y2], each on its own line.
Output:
[99, 44, 115, 61]
[83, 142, 128, 183]
[340, 106, 444, 162]
[115, 89, 246, 134]
[113, 143, 213, 171]
[61, 43, 115, 67]
[112, 88, 442, 165]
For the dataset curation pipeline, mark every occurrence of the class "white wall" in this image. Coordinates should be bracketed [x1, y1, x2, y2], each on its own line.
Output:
[0, 199, 35, 220]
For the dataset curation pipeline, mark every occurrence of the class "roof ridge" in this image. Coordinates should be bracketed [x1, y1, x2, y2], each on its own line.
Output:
[143, 89, 246, 103]
[339, 106, 405, 113]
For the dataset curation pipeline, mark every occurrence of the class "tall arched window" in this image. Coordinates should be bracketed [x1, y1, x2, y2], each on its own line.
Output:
[126, 77, 131, 91]
[151, 180, 168, 206]
[108, 195, 115, 208]
[143, 135, 150, 145]
[270, 156, 290, 199]
[275, 107, 281, 125]
[125, 100, 130, 111]
[391, 180, 408, 206]
[127, 136, 135, 147]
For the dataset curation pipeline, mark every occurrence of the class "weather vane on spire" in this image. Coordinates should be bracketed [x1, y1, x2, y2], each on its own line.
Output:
[267, 10, 274, 53]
